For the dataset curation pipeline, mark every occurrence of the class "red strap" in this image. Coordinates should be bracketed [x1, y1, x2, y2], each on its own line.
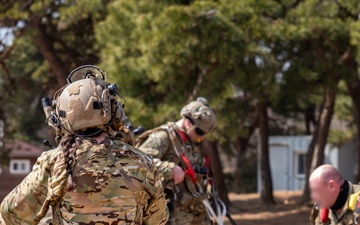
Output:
[180, 153, 197, 184]
[205, 155, 210, 169]
[320, 208, 329, 223]
[176, 129, 188, 143]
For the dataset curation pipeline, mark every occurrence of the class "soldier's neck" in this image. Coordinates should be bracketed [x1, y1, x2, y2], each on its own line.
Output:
[330, 180, 349, 212]
[175, 119, 184, 128]
[93, 133, 109, 144]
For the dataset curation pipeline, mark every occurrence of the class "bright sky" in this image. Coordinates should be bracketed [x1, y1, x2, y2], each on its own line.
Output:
[0, 28, 14, 51]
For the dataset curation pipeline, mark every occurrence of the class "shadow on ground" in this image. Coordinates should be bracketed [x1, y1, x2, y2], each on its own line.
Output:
[224, 191, 312, 225]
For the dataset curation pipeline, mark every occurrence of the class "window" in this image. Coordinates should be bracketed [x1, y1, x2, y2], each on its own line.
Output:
[295, 152, 306, 178]
[10, 159, 31, 174]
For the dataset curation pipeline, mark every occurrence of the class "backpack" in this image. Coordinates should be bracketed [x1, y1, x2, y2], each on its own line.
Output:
[135, 122, 183, 157]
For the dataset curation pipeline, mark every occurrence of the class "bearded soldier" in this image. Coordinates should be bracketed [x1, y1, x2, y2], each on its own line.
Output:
[135, 97, 217, 225]
[0, 65, 168, 225]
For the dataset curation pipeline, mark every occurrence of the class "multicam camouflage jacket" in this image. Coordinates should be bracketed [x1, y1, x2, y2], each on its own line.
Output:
[137, 122, 210, 215]
[0, 137, 168, 225]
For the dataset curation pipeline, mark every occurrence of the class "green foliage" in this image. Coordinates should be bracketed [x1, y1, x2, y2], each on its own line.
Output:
[1, 0, 360, 173]
[0, 0, 112, 141]
[328, 81, 356, 146]
[97, 0, 284, 144]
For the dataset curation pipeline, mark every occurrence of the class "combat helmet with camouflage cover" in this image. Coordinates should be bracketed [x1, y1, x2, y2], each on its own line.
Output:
[42, 65, 134, 144]
[180, 97, 216, 134]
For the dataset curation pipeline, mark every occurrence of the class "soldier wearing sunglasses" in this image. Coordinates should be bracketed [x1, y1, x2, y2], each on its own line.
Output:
[136, 97, 217, 225]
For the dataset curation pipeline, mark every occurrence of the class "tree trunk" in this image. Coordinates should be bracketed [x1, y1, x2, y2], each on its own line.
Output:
[0, 106, 10, 165]
[234, 137, 249, 193]
[310, 86, 337, 170]
[258, 100, 275, 205]
[302, 84, 337, 202]
[302, 114, 320, 202]
[207, 141, 231, 207]
[305, 104, 317, 135]
[346, 80, 360, 182]
[234, 110, 259, 193]
[35, 21, 68, 87]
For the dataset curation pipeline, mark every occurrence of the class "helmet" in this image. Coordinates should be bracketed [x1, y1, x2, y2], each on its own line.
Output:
[56, 78, 116, 132]
[180, 97, 216, 134]
[42, 65, 134, 144]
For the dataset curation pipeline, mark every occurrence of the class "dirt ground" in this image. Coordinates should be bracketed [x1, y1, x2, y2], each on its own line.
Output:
[224, 191, 312, 225]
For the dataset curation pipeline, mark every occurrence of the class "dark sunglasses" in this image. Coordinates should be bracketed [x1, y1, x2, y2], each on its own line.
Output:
[195, 127, 206, 136]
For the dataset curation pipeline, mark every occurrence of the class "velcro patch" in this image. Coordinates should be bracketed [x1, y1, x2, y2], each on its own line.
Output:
[67, 83, 83, 96]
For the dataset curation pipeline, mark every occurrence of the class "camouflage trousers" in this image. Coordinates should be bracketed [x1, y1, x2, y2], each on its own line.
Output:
[166, 205, 210, 225]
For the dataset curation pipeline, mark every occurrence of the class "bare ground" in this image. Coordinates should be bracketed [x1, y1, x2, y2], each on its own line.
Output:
[224, 191, 312, 225]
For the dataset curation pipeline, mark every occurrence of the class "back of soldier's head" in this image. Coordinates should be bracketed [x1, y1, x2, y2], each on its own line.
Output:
[42, 65, 134, 144]
[310, 164, 344, 185]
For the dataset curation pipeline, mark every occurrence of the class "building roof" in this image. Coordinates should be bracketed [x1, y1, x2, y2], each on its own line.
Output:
[6, 140, 44, 158]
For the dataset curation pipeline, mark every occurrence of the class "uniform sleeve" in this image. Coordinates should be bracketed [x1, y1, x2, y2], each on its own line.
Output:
[309, 204, 319, 225]
[0, 150, 55, 225]
[142, 164, 169, 225]
[138, 130, 175, 180]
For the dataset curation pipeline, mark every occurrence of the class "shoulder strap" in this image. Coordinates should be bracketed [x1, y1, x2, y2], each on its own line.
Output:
[114, 165, 143, 224]
[349, 192, 360, 211]
[134, 126, 167, 148]
[162, 123, 200, 194]
[163, 122, 184, 157]
[351, 184, 360, 224]
[135, 122, 185, 157]
[50, 144, 91, 225]
[105, 140, 145, 225]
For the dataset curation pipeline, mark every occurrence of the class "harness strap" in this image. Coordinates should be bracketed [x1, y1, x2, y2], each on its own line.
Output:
[105, 139, 145, 225]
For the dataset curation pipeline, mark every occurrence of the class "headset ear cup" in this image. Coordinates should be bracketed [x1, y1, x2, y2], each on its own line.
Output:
[101, 89, 112, 123]
[111, 101, 123, 130]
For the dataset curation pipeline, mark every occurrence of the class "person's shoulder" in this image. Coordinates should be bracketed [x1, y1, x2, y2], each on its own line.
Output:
[36, 140, 93, 168]
[33, 147, 62, 169]
[43, 147, 61, 157]
[349, 181, 360, 212]
[151, 128, 170, 139]
[351, 181, 360, 192]
[309, 204, 320, 225]
[151, 122, 181, 140]
[112, 139, 154, 167]
[141, 124, 172, 143]
[151, 122, 174, 135]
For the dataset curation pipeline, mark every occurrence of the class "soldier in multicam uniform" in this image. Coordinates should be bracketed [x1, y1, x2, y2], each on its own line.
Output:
[135, 97, 217, 225]
[309, 164, 360, 225]
[0, 65, 168, 225]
